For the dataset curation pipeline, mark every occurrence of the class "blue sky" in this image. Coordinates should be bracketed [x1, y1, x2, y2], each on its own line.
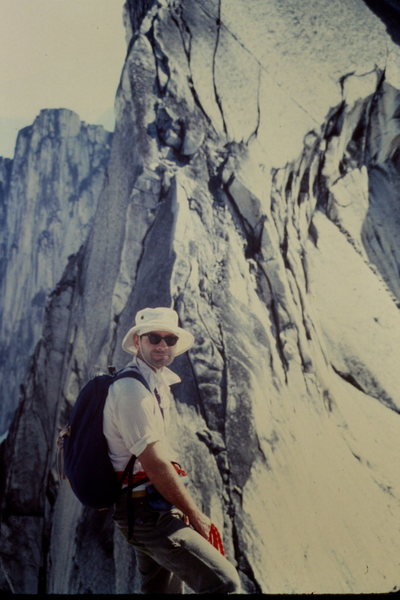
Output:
[0, 0, 126, 157]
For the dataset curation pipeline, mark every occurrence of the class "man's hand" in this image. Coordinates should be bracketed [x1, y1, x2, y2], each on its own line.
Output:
[187, 509, 212, 539]
[188, 514, 225, 555]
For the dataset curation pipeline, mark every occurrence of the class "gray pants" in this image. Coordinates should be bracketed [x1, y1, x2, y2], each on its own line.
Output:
[113, 492, 241, 594]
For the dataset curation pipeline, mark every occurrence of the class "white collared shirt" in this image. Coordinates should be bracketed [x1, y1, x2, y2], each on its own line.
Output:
[103, 356, 181, 473]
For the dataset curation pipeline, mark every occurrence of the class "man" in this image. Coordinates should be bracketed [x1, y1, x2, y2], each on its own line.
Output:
[103, 306, 241, 594]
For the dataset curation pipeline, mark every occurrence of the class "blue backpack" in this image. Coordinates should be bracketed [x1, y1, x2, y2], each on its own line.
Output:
[57, 366, 151, 510]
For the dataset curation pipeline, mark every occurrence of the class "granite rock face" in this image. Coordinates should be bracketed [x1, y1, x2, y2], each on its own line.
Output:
[1, 0, 400, 594]
[0, 109, 112, 436]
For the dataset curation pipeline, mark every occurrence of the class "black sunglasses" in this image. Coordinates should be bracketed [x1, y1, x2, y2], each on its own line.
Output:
[142, 332, 179, 347]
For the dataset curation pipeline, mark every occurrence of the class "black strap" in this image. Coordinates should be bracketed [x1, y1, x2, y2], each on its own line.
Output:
[127, 455, 135, 540]
[114, 366, 152, 393]
[154, 387, 164, 420]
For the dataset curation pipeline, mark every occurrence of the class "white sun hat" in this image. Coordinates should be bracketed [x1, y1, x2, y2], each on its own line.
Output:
[121, 307, 194, 356]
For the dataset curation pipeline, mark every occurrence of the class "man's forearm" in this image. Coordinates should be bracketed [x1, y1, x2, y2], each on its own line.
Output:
[143, 455, 199, 518]
[139, 441, 212, 538]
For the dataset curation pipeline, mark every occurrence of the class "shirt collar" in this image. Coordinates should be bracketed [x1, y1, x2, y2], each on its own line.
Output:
[131, 355, 181, 387]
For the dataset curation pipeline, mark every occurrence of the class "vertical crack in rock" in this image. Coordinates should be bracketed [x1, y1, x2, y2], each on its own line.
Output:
[217, 326, 263, 594]
[212, 0, 228, 136]
[257, 263, 290, 378]
[146, 14, 171, 95]
[170, 9, 216, 130]
[246, 65, 262, 145]
[223, 174, 265, 259]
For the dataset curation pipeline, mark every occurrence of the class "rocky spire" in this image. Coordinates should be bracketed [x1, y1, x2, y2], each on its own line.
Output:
[0, 109, 112, 437]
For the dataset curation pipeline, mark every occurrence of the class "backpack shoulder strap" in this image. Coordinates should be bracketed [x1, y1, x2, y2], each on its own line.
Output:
[113, 365, 151, 393]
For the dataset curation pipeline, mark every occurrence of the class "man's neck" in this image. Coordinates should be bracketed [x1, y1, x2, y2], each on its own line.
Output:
[136, 354, 160, 373]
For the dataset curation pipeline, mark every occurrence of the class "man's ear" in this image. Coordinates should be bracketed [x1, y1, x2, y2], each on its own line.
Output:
[133, 333, 140, 351]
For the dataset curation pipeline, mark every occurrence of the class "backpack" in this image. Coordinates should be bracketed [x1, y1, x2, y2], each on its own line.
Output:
[57, 365, 151, 510]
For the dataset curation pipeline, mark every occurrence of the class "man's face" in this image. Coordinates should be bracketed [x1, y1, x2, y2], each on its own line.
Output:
[134, 330, 178, 370]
